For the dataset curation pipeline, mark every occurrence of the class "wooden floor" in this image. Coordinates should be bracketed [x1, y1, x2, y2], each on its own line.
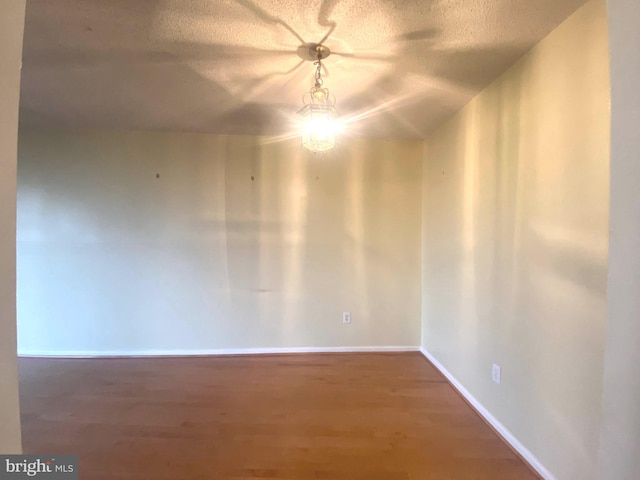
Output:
[19, 353, 539, 480]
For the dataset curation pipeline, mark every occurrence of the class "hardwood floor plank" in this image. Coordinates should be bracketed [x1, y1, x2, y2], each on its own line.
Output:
[19, 353, 539, 479]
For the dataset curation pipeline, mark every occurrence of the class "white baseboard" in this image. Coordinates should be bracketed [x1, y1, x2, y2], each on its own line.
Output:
[18, 345, 420, 358]
[419, 347, 555, 480]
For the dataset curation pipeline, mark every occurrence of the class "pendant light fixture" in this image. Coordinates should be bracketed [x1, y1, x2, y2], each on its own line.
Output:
[297, 45, 338, 152]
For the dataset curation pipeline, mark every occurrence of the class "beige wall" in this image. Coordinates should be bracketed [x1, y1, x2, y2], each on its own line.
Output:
[16, 0, 640, 476]
[598, 0, 640, 478]
[0, 0, 26, 454]
[421, 1, 610, 479]
[17, 131, 422, 354]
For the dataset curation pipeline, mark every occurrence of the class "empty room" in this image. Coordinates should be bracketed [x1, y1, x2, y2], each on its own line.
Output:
[1, 0, 639, 479]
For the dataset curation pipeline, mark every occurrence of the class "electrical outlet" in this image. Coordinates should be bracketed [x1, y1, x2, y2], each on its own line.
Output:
[492, 364, 502, 384]
[342, 312, 351, 324]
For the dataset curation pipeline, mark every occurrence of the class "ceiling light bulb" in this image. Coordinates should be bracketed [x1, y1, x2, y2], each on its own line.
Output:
[312, 88, 327, 101]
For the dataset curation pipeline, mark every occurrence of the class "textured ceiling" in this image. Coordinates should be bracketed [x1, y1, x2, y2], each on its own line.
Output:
[20, 0, 587, 138]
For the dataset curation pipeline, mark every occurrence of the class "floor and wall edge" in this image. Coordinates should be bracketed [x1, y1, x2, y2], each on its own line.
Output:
[419, 347, 556, 480]
[18, 346, 420, 358]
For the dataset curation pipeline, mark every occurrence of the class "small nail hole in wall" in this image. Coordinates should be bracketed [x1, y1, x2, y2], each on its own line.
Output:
[251, 176, 255, 181]
[156, 173, 160, 178]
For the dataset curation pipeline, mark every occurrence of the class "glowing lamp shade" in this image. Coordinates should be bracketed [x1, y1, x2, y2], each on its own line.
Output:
[299, 104, 337, 152]
[298, 49, 338, 153]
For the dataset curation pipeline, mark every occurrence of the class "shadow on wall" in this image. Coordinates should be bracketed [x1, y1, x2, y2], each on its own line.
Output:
[422, 2, 610, 475]
[16, 131, 423, 352]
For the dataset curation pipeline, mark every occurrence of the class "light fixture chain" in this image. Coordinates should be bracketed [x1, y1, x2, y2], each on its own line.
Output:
[314, 53, 323, 87]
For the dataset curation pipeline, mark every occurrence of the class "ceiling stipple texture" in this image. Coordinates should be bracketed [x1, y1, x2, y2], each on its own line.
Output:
[20, 0, 587, 138]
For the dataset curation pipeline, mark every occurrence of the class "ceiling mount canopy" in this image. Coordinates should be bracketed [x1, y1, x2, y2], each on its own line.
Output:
[309, 44, 330, 61]
[297, 44, 338, 153]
